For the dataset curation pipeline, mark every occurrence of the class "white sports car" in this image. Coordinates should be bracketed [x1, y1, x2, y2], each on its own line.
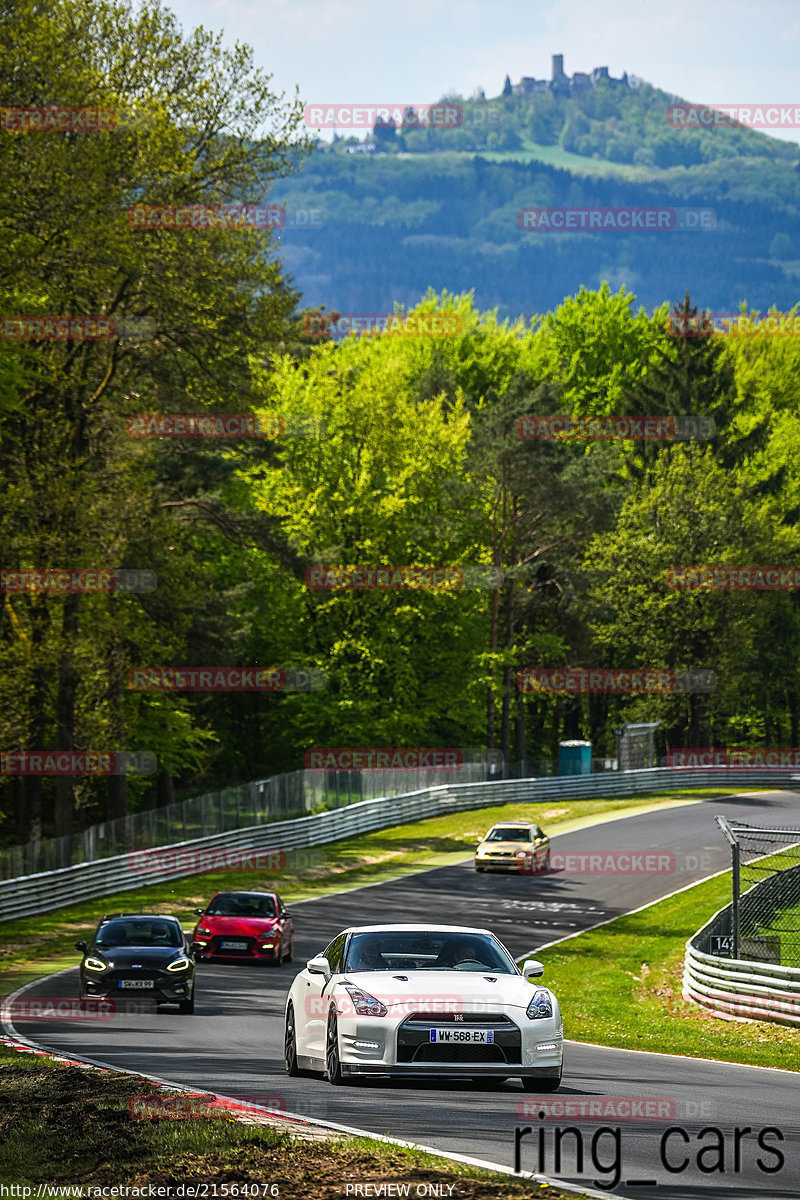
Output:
[283, 923, 563, 1089]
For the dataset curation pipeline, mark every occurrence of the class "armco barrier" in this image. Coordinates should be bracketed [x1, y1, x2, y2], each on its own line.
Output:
[2, 767, 798, 921]
[684, 907, 800, 1027]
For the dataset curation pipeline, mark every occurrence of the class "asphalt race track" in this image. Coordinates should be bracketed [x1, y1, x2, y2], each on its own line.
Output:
[8, 790, 800, 1199]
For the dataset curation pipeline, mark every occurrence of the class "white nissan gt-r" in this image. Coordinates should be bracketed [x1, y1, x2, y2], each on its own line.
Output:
[283, 923, 563, 1089]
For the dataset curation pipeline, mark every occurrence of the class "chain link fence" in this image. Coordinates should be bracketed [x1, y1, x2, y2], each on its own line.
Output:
[0, 753, 624, 880]
[715, 817, 800, 967]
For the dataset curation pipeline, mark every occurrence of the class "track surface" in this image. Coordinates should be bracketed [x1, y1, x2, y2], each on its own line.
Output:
[10, 790, 800, 1199]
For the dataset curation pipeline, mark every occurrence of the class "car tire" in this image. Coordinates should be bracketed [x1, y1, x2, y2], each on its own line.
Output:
[475, 865, 486, 872]
[541, 850, 551, 872]
[178, 994, 195, 1014]
[520, 1067, 562, 1092]
[284, 1004, 301, 1076]
[283, 937, 294, 963]
[326, 1009, 348, 1085]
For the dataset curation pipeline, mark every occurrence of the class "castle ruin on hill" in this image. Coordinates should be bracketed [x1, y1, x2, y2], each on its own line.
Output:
[510, 54, 631, 97]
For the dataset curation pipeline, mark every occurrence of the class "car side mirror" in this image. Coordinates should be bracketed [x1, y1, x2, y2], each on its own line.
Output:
[307, 955, 331, 979]
[194, 908, 204, 915]
[75, 940, 87, 953]
[522, 958, 544, 979]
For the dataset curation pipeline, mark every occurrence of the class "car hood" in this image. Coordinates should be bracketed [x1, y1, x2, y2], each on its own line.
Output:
[197, 916, 278, 936]
[339, 970, 542, 1011]
[478, 839, 534, 851]
[91, 947, 185, 968]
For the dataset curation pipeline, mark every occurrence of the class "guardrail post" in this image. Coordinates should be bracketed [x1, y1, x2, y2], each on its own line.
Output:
[731, 839, 741, 960]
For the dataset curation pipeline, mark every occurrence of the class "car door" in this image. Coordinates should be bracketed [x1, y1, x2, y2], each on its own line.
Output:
[533, 825, 549, 867]
[275, 894, 290, 954]
[301, 933, 347, 1062]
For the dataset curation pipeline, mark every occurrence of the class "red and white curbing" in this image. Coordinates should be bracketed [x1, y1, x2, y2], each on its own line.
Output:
[0, 1032, 325, 1134]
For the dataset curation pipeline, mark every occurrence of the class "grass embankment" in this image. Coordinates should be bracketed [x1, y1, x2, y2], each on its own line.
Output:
[538, 871, 800, 1071]
[0, 1046, 573, 1195]
[0, 789, 724, 993]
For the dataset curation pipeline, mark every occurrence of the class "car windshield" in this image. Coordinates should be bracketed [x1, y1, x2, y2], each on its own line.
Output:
[206, 894, 276, 918]
[344, 931, 517, 974]
[486, 826, 531, 842]
[95, 919, 182, 948]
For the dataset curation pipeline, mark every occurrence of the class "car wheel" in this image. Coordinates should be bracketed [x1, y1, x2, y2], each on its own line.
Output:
[541, 850, 551, 872]
[284, 1004, 300, 1076]
[178, 994, 195, 1014]
[283, 937, 294, 963]
[326, 1009, 347, 1085]
[475, 866, 486, 872]
[520, 1067, 561, 1092]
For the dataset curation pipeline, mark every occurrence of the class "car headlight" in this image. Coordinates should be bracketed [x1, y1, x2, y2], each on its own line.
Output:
[197, 928, 212, 935]
[526, 988, 553, 1019]
[343, 986, 388, 1017]
[85, 957, 108, 972]
[166, 956, 191, 972]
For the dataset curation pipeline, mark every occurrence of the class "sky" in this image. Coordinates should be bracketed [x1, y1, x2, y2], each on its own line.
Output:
[165, 0, 800, 145]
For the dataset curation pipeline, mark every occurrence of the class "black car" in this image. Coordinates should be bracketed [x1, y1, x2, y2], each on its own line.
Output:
[75, 913, 196, 1013]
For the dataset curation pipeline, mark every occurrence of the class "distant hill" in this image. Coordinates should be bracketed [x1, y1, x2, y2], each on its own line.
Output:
[270, 62, 800, 319]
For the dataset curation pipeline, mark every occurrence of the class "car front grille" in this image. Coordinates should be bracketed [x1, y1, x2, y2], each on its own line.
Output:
[396, 1012, 521, 1065]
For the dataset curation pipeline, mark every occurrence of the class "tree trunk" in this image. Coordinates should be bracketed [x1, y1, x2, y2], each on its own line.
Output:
[107, 625, 127, 821]
[53, 593, 80, 862]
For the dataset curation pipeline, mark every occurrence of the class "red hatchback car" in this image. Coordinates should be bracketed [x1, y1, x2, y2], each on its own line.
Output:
[191, 891, 294, 965]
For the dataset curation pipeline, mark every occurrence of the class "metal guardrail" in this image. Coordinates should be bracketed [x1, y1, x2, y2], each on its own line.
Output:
[684, 907, 800, 1027]
[2, 766, 799, 922]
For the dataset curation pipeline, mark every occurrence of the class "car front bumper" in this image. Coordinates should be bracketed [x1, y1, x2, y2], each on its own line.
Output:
[335, 1011, 563, 1076]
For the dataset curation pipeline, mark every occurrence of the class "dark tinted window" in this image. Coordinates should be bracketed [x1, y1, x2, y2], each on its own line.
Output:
[324, 933, 348, 972]
[344, 931, 516, 974]
[486, 826, 531, 842]
[95, 919, 182, 948]
[207, 893, 276, 918]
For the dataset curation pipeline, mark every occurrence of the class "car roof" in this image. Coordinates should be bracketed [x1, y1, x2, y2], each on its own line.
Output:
[100, 913, 181, 922]
[340, 923, 494, 936]
[486, 820, 538, 828]
[208, 890, 277, 899]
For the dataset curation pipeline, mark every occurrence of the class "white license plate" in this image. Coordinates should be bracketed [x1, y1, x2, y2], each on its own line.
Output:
[220, 940, 249, 950]
[119, 979, 155, 989]
[430, 1028, 494, 1043]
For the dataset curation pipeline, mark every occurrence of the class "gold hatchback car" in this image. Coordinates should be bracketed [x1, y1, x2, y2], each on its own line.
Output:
[474, 820, 550, 874]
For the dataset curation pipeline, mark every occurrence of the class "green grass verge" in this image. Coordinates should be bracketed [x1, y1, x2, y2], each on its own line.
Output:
[0, 1047, 573, 1195]
[537, 871, 800, 1071]
[0, 789, 743, 994]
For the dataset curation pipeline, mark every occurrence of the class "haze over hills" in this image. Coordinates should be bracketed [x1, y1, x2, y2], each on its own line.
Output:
[270, 55, 800, 319]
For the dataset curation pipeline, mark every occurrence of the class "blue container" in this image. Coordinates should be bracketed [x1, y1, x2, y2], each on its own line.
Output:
[558, 740, 592, 775]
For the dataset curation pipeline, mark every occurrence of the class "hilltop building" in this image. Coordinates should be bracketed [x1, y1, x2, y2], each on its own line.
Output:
[512, 54, 630, 97]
